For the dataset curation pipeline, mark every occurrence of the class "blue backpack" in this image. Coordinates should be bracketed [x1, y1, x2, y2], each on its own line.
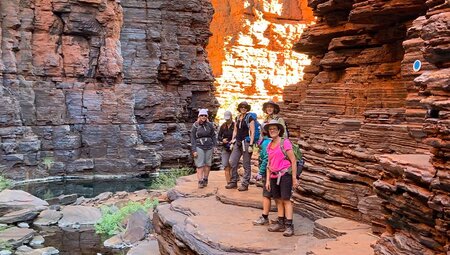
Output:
[244, 112, 261, 144]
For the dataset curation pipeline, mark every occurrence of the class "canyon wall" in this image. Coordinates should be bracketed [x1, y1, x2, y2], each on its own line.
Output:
[207, 0, 314, 117]
[287, 0, 449, 254]
[0, 0, 216, 179]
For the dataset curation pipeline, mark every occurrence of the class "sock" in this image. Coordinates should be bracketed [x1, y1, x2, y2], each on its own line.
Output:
[262, 214, 268, 219]
[285, 219, 293, 226]
[278, 216, 284, 223]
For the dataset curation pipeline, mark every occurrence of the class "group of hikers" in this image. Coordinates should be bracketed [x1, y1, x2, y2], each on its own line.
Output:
[190, 100, 299, 237]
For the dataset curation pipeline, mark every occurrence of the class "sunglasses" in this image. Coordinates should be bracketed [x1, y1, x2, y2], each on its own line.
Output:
[199, 115, 208, 117]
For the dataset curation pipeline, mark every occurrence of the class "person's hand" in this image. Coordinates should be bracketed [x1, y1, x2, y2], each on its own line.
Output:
[248, 146, 253, 153]
[265, 180, 271, 191]
[292, 178, 298, 189]
[193, 152, 198, 158]
[222, 138, 228, 144]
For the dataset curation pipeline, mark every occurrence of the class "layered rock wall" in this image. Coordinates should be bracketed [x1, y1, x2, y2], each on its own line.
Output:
[287, 0, 449, 254]
[0, 0, 216, 179]
[207, 0, 314, 117]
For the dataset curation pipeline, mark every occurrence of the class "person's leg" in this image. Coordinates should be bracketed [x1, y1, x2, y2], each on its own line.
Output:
[253, 177, 271, 226]
[283, 200, 294, 237]
[226, 142, 242, 188]
[195, 148, 205, 188]
[268, 199, 286, 232]
[239, 141, 252, 190]
[268, 177, 286, 232]
[222, 150, 232, 183]
[279, 174, 294, 237]
[263, 197, 271, 215]
[203, 149, 213, 186]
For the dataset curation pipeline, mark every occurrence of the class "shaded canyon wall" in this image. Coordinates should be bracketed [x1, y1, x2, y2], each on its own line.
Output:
[0, 0, 216, 179]
[207, 0, 314, 117]
[286, 0, 449, 254]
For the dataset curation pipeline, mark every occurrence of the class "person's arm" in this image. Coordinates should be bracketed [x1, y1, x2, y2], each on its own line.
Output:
[265, 161, 271, 191]
[211, 123, 217, 147]
[218, 124, 224, 141]
[231, 120, 237, 142]
[259, 143, 268, 176]
[249, 119, 255, 145]
[190, 124, 198, 153]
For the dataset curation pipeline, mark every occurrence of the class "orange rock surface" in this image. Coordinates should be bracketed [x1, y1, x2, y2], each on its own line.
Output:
[207, 0, 314, 117]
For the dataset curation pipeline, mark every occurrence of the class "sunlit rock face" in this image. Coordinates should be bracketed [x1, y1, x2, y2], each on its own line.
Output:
[288, 0, 449, 254]
[0, 0, 216, 179]
[207, 0, 314, 116]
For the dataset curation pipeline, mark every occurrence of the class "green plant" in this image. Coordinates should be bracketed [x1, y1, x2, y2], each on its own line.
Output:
[149, 167, 193, 190]
[95, 198, 158, 237]
[42, 189, 55, 200]
[0, 175, 12, 191]
[42, 157, 54, 170]
[0, 240, 12, 251]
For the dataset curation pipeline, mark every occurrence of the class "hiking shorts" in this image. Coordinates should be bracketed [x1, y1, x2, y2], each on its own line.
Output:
[270, 173, 293, 200]
[194, 148, 213, 168]
[220, 148, 232, 169]
[262, 176, 271, 198]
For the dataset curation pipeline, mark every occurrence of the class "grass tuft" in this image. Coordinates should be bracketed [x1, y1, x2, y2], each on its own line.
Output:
[95, 198, 158, 237]
[148, 167, 193, 190]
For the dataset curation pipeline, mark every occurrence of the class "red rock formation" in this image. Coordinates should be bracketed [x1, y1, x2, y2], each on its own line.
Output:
[207, 0, 314, 118]
[0, 0, 216, 179]
[288, 0, 449, 254]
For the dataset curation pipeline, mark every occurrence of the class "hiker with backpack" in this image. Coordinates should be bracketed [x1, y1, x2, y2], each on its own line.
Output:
[262, 100, 287, 138]
[226, 101, 260, 191]
[218, 110, 234, 184]
[253, 100, 286, 225]
[252, 124, 272, 226]
[191, 109, 217, 189]
[264, 119, 297, 237]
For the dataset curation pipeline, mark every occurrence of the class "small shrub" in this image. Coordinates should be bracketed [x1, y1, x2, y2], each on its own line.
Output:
[42, 157, 54, 170]
[42, 189, 55, 200]
[95, 198, 158, 237]
[0, 176, 12, 191]
[149, 167, 193, 190]
[0, 240, 12, 251]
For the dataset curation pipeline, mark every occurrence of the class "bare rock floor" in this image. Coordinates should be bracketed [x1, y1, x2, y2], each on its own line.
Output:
[154, 171, 378, 254]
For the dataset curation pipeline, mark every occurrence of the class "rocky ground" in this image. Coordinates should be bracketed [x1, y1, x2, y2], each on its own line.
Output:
[0, 171, 379, 255]
[154, 171, 379, 255]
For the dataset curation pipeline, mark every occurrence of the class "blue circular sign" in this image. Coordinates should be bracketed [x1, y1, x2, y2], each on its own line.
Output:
[413, 60, 422, 72]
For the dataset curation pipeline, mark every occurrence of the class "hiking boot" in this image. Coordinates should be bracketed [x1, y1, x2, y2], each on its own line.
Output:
[255, 180, 264, 188]
[283, 224, 294, 237]
[225, 182, 237, 189]
[198, 180, 205, 189]
[203, 178, 208, 187]
[268, 220, 285, 232]
[253, 216, 269, 226]
[238, 185, 248, 191]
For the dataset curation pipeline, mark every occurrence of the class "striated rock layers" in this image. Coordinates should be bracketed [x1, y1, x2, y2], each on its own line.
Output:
[287, 0, 449, 254]
[207, 0, 314, 117]
[0, 0, 216, 179]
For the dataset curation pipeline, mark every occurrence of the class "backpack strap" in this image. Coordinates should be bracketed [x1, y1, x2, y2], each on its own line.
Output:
[279, 138, 288, 160]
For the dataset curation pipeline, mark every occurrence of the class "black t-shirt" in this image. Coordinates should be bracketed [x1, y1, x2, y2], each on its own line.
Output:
[218, 122, 234, 142]
[235, 114, 254, 142]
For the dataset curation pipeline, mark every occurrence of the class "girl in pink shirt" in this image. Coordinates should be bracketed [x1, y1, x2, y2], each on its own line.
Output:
[264, 120, 297, 237]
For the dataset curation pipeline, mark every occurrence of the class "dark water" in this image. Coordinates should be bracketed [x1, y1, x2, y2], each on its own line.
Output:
[35, 226, 127, 255]
[14, 177, 154, 199]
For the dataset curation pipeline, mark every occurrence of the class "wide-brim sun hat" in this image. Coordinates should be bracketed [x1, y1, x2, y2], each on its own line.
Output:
[264, 119, 284, 137]
[263, 100, 280, 114]
[237, 101, 251, 111]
